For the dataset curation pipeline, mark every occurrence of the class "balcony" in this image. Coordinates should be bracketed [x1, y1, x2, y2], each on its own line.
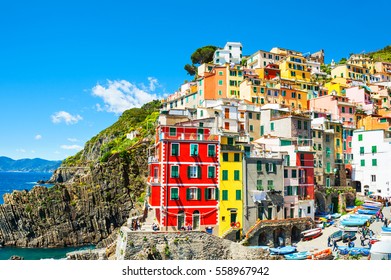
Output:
[159, 132, 218, 141]
[148, 156, 159, 163]
[220, 144, 242, 151]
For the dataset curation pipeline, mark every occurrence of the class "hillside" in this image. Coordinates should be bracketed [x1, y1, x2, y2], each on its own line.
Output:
[0, 157, 61, 172]
[0, 100, 161, 248]
[369, 45, 391, 62]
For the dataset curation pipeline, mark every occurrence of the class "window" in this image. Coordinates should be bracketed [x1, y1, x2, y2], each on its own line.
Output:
[326, 135, 330, 142]
[267, 163, 276, 173]
[284, 169, 288, 178]
[205, 188, 218, 200]
[171, 143, 179, 156]
[360, 159, 365, 167]
[336, 139, 340, 146]
[371, 175, 376, 182]
[236, 190, 241, 200]
[208, 145, 216, 157]
[270, 122, 274, 131]
[249, 124, 254, 132]
[318, 144, 322, 150]
[372, 159, 377, 166]
[349, 107, 353, 114]
[267, 180, 274, 190]
[188, 165, 200, 178]
[256, 114, 260, 120]
[222, 153, 228, 161]
[257, 161, 262, 172]
[372, 146, 377, 154]
[170, 188, 179, 200]
[222, 170, 228, 180]
[218, 90, 222, 95]
[248, 112, 253, 119]
[227, 137, 234, 145]
[307, 206, 311, 214]
[304, 121, 308, 130]
[234, 153, 240, 162]
[292, 169, 297, 178]
[260, 125, 264, 136]
[257, 180, 263, 191]
[187, 188, 200, 200]
[341, 107, 345, 113]
[190, 144, 198, 156]
[169, 127, 176, 136]
[298, 120, 302, 129]
[234, 170, 240, 181]
[153, 167, 159, 179]
[360, 147, 364, 155]
[358, 134, 363, 141]
[222, 190, 228, 200]
[218, 80, 223, 85]
[207, 166, 216, 178]
[171, 165, 179, 178]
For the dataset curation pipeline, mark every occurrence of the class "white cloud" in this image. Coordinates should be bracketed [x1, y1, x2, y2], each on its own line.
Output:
[92, 78, 160, 114]
[51, 111, 83, 125]
[60, 145, 83, 150]
[67, 138, 79, 142]
[35, 134, 42, 140]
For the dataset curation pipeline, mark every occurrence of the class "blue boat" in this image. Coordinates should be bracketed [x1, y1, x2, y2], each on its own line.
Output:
[330, 213, 341, 219]
[382, 226, 391, 232]
[362, 204, 381, 210]
[269, 246, 297, 255]
[340, 219, 367, 227]
[349, 214, 372, 221]
[357, 209, 378, 215]
[337, 246, 370, 256]
[284, 251, 309, 260]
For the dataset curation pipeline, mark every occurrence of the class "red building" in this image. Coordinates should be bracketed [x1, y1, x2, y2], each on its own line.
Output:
[148, 125, 219, 231]
[296, 152, 315, 200]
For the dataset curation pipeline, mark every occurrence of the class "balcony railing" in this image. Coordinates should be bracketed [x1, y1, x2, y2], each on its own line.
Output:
[220, 144, 242, 151]
[148, 156, 159, 163]
[159, 132, 218, 141]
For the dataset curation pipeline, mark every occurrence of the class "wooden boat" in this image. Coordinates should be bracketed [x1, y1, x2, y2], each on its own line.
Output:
[330, 230, 356, 242]
[284, 251, 309, 260]
[340, 218, 367, 227]
[309, 248, 333, 260]
[269, 246, 297, 255]
[301, 228, 322, 241]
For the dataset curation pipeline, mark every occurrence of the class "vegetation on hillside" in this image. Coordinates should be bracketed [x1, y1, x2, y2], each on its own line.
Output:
[369, 45, 391, 62]
[63, 100, 161, 166]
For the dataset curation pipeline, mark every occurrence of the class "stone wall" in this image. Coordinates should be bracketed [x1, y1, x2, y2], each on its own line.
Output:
[115, 227, 282, 260]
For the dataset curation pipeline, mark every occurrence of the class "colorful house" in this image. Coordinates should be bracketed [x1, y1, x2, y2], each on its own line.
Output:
[147, 124, 220, 232]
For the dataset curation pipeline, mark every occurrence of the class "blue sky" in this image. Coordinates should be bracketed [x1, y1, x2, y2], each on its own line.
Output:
[0, 0, 389, 160]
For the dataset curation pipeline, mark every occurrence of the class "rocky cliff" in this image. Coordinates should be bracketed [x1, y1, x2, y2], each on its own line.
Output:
[0, 100, 161, 248]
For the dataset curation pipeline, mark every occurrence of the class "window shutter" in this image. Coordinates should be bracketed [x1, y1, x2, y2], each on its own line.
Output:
[186, 189, 190, 200]
[198, 166, 202, 178]
[215, 188, 219, 200]
[205, 188, 208, 200]
[187, 166, 191, 178]
[197, 188, 201, 200]
[273, 163, 277, 173]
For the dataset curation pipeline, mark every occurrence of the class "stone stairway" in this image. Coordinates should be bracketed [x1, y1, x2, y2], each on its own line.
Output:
[139, 208, 156, 231]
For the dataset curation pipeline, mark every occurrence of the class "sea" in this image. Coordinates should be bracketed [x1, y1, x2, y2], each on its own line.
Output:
[0, 172, 93, 260]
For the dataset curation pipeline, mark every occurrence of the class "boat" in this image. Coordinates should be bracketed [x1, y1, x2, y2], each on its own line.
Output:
[349, 214, 372, 221]
[330, 213, 341, 219]
[330, 230, 356, 242]
[284, 251, 309, 260]
[301, 228, 322, 241]
[340, 219, 367, 227]
[338, 246, 370, 256]
[269, 246, 297, 255]
[357, 209, 378, 215]
[364, 200, 382, 206]
[381, 226, 391, 232]
[362, 204, 381, 210]
[309, 248, 333, 260]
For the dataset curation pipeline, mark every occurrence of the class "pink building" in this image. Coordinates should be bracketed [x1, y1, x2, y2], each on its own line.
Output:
[345, 86, 375, 114]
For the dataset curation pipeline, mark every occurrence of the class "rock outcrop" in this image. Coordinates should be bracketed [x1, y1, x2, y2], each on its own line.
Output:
[0, 143, 149, 248]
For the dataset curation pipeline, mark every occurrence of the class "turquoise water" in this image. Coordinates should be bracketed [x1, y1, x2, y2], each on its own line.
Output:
[0, 172, 95, 260]
[0, 246, 95, 260]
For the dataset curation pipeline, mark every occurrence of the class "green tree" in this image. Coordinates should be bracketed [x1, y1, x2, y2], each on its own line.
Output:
[184, 45, 218, 76]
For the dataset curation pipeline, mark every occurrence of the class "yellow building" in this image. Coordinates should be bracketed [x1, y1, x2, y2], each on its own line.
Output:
[218, 135, 244, 239]
[279, 54, 312, 83]
[331, 64, 370, 82]
[347, 54, 375, 74]
[325, 78, 350, 96]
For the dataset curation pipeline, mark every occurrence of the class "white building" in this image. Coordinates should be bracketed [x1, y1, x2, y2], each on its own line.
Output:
[213, 42, 242, 65]
[246, 49, 284, 69]
[352, 129, 391, 197]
